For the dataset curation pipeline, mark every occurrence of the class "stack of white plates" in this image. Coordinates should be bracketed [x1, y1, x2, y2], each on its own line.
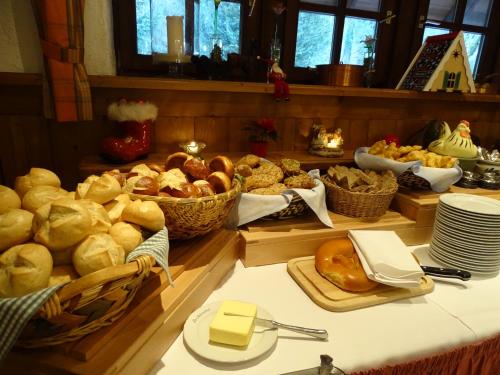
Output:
[430, 193, 500, 274]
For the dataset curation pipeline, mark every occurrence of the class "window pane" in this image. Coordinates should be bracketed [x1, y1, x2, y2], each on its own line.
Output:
[463, 0, 493, 26]
[136, 0, 151, 55]
[422, 26, 451, 42]
[346, 0, 380, 12]
[300, 0, 338, 5]
[294, 11, 335, 68]
[427, 0, 457, 22]
[340, 17, 377, 65]
[463, 31, 484, 75]
[195, 0, 241, 59]
[151, 0, 185, 54]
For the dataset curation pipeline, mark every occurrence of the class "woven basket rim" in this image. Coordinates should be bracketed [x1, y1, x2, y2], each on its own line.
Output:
[321, 175, 398, 197]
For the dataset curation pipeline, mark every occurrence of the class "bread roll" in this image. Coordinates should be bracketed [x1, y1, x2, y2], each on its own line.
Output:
[73, 233, 125, 276]
[78, 199, 112, 234]
[103, 193, 131, 223]
[103, 169, 125, 186]
[315, 238, 379, 292]
[132, 176, 160, 196]
[166, 182, 201, 198]
[165, 152, 192, 171]
[34, 198, 92, 251]
[193, 180, 215, 196]
[121, 200, 165, 232]
[158, 168, 187, 191]
[209, 156, 235, 180]
[0, 209, 34, 253]
[109, 222, 143, 255]
[15, 167, 61, 198]
[182, 158, 210, 180]
[206, 171, 232, 194]
[0, 243, 53, 297]
[48, 265, 79, 286]
[22, 185, 69, 213]
[0, 185, 21, 214]
[128, 163, 159, 178]
[78, 174, 122, 204]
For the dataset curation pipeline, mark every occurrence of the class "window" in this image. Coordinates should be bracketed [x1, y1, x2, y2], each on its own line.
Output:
[295, 11, 335, 68]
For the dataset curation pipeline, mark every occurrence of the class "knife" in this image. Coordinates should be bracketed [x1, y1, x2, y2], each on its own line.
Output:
[420, 265, 471, 281]
[224, 313, 328, 340]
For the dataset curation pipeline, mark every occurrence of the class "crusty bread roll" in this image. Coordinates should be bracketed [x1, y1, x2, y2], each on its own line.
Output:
[165, 152, 192, 171]
[0, 185, 21, 214]
[158, 168, 187, 192]
[0, 243, 53, 297]
[77, 174, 121, 204]
[206, 171, 232, 194]
[34, 198, 92, 251]
[103, 169, 125, 187]
[103, 193, 131, 223]
[14, 167, 61, 198]
[78, 199, 112, 234]
[182, 158, 210, 180]
[209, 156, 235, 180]
[22, 185, 69, 213]
[73, 233, 125, 276]
[128, 163, 159, 179]
[0, 209, 34, 253]
[121, 200, 165, 232]
[131, 176, 160, 196]
[193, 180, 215, 196]
[315, 238, 379, 292]
[109, 222, 143, 255]
[49, 265, 79, 286]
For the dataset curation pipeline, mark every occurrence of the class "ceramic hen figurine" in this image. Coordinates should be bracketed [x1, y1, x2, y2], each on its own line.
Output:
[428, 120, 477, 158]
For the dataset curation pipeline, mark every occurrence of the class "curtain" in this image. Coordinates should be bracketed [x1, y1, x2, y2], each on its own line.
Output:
[31, 0, 92, 122]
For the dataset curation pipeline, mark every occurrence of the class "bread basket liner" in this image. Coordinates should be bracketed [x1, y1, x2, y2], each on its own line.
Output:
[225, 169, 333, 228]
[355, 147, 463, 193]
[0, 227, 171, 360]
[128, 179, 241, 240]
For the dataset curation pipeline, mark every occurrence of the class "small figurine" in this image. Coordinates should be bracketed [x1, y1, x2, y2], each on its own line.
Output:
[428, 120, 477, 158]
[308, 123, 344, 157]
[257, 56, 290, 101]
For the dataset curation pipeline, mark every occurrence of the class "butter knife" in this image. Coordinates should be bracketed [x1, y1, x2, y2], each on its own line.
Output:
[224, 313, 328, 340]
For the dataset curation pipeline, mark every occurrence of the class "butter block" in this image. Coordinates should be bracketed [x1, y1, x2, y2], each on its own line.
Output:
[209, 300, 257, 347]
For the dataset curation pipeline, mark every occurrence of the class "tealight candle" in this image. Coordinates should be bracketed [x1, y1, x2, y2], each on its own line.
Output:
[179, 140, 206, 158]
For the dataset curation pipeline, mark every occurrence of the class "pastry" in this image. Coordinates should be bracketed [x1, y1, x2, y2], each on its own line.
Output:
[284, 173, 316, 189]
[73, 233, 125, 276]
[21, 185, 69, 213]
[109, 222, 143, 255]
[0, 185, 21, 214]
[14, 167, 61, 198]
[121, 199, 165, 232]
[206, 171, 232, 194]
[183, 158, 210, 180]
[0, 209, 34, 253]
[103, 193, 131, 223]
[77, 199, 112, 234]
[279, 159, 301, 176]
[165, 152, 192, 171]
[209, 156, 235, 180]
[77, 174, 121, 204]
[236, 154, 260, 168]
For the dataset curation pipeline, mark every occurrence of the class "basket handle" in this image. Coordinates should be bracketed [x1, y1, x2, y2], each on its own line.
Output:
[56, 255, 155, 303]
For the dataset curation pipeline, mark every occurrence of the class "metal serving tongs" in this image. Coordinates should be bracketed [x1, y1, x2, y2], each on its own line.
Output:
[224, 313, 329, 340]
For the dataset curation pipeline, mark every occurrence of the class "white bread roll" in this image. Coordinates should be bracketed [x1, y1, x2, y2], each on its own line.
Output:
[78, 174, 121, 204]
[121, 200, 165, 232]
[73, 233, 125, 276]
[129, 163, 159, 178]
[123, 175, 142, 194]
[22, 185, 69, 213]
[66, 191, 76, 200]
[0, 243, 53, 297]
[103, 193, 131, 223]
[0, 185, 21, 214]
[14, 167, 61, 198]
[0, 209, 34, 253]
[48, 265, 79, 286]
[109, 222, 143, 255]
[34, 198, 92, 251]
[78, 199, 112, 234]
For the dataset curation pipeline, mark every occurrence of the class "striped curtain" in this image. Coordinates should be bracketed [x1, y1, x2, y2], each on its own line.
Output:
[31, 0, 92, 122]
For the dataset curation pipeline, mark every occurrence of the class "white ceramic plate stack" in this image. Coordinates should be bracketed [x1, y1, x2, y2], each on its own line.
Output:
[430, 193, 500, 275]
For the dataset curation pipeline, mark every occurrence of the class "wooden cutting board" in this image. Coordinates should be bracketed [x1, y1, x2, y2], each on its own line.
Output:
[287, 256, 434, 312]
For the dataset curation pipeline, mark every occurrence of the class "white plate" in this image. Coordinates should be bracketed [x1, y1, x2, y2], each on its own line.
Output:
[430, 238, 500, 267]
[435, 211, 500, 231]
[433, 220, 500, 244]
[439, 194, 500, 216]
[429, 248, 500, 275]
[183, 301, 278, 363]
[437, 204, 500, 223]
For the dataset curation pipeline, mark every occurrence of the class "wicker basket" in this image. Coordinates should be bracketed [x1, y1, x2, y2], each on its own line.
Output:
[321, 176, 398, 218]
[397, 170, 431, 190]
[262, 193, 310, 220]
[16, 255, 155, 348]
[129, 179, 241, 240]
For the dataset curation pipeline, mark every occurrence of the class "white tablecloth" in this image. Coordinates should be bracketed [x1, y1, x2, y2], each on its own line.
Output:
[150, 245, 500, 375]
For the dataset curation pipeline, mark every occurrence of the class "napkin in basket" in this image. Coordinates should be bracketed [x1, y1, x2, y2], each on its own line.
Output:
[348, 230, 424, 288]
[225, 169, 333, 228]
[0, 227, 172, 362]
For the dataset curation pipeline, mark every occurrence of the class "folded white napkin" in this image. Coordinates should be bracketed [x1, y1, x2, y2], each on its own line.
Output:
[225, 169, 333, 228]
[348, 230, 424, 288]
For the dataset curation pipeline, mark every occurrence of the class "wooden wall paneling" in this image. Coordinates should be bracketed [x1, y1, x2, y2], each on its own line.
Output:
[368, 119, 398, 144]
[331, 118, 351, 149]
[339, 97, 408, 120]
[473, 122, 498, 150]
[228, 118, 252, 153]
[397, 119, 428, 145]
[0, 85, 43, 116]
[0, 117, 18, 186]
[153, 117, 195, 153]
[294, 118, 314, 151]
[270, 118, 295, 152]
[347, 119, 370, 149]
[194, 117, 230, 151]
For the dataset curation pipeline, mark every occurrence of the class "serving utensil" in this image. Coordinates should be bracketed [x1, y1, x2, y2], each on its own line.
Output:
[412, 253, 471, 281]
[224, 313, 328, 340]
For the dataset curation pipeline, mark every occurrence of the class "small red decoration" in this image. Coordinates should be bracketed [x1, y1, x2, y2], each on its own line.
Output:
[258, 57, 290, 101]
[383, 134, 401, 147]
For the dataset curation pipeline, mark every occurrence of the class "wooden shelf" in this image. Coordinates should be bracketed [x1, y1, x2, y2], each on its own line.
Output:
[79, 150, 355, 177]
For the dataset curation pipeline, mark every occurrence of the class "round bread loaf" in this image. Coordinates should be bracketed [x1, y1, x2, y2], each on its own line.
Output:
[78, 174, 121, 204]
[0, 185, 21, 214]
[103, 169, 125, 187]
[22, 185, 69, 213]
[103, 193, 131, 223]
[182, 158, 210, 180]
[73, 233, 125, 276]
[132, 176, 159, 196]
[0, 243, 53, 297]
[109, 222, 143, 255]
[315, 238, 379, 292]
[0, 209, 34, 253]
[165, 152, 192, 171]
[206, 171, 232, 194]
[77, 199, 112, 234]
[14, 167, 61, 198]
[209, 156, 235, 180]
[34, 198, 92, 251]
[121, 200, 165, 232]
[193, 180, 215, 196]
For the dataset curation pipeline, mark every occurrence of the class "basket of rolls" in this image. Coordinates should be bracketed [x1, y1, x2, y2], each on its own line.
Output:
[321, 165, 398, 218]
[236, 155, 315, 220]
[0, 167, 168, 350]
[123, 152, 240, 240]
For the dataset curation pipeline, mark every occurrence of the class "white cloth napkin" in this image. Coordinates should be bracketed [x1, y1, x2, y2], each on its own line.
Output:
[348, 230, 424, 288]
[225, 169, 333, 228]
[354, 147, 463, 193]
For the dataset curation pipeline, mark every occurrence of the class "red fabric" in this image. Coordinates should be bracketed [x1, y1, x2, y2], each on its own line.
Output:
[351, 334, 500, 375]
